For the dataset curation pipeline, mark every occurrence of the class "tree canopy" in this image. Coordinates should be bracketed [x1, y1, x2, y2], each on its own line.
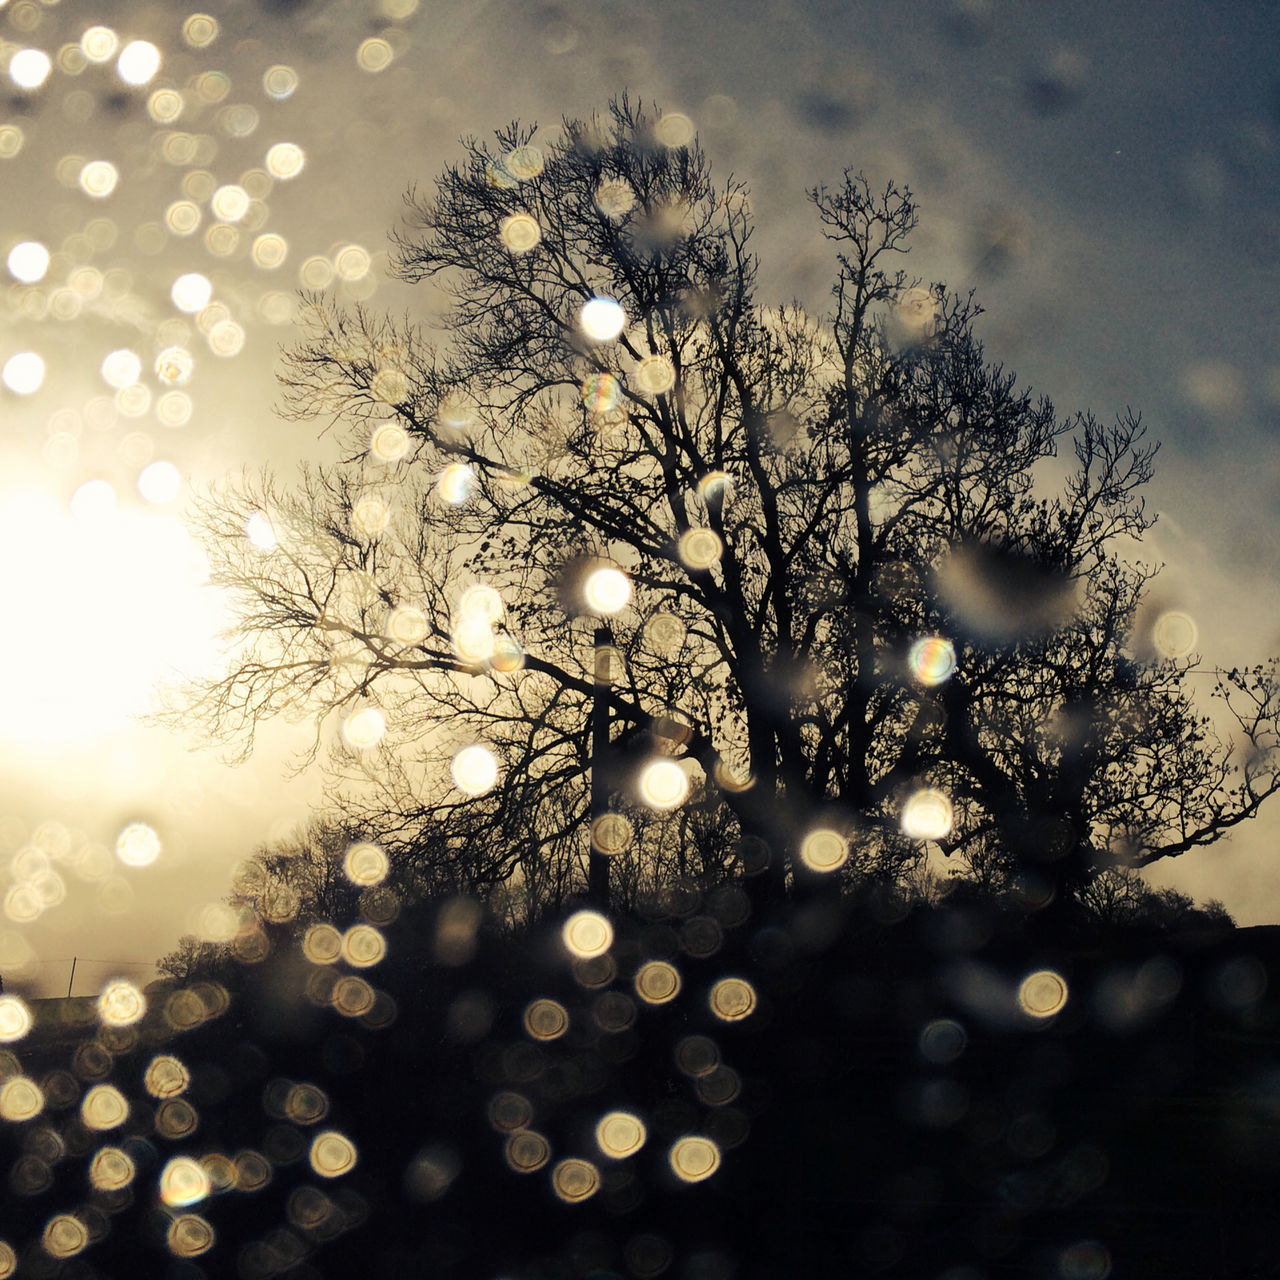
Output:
[169, 96, 1280, 917]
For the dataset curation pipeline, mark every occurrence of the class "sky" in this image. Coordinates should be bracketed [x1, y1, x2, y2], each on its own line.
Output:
[0, 0, 1277, 995]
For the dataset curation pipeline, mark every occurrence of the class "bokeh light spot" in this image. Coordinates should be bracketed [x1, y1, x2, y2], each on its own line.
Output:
[636, 354, 676, 394]
[584, 566, 631, 615]
[7, 241, 49, 283]
[89, 1146, 135, 1191]
[504, 1129, 550, 1172]
[182, 14, 220, 47]
[117, 41, 161, 85]
[635, 960, 682, 1004]
[139, 460, 183, 504]
[8, 48, 52, 90]
[160, 1156, 210, 1206]
[580, 297, 626, 341]
[0, 1076, 43, 1121]
[639, 760, 690, 810]
[357, 37, 394, 71]
[344, 842, 388, 886]
[263, 64, 298, 99]
[81, 26, 119, 62]
[500, 213, 541, 252]
[552, 1157, 600, 1203]
[1153, 610, 1197, 658]
[81, 1083, 128, 1130]
[331, 975, 375, 1017]
[116, 821, 160, 866]
[334, 244, 371, 280]
[523, 998, 569, 1040]
[709, 977, 757, 1022]
[211, 183, 249, 222]
[0, 996, 33, 1043]
[342, 707, 386, 750]
[168, 1214, 215, 1258]
[590, 812, 634, 855]
[1019, 969, 1069, 1018]
[799, 828, 849, 873]
[310, 1129, 357, 1177]
[342, 924, 386, 967]
[678, 528, 723, 569]
[563, 910, 613, 959]
[669, 1135, 721, 1182]
[145, 1054, 190, 1098]
[595, 179, 636, 220]
[901, 788, 953, 840]
[655, 112, 695, 147]
[597, 1111, 647, 1159]
[266, 141, 305, 179]
[451, 744, 498, 795]
[172, 272, 212, 312]
[371, 422, 410, 462]
[919, 1018, 968, 1064]
[97, 978, 145, 1027]
[42, 1215, 88, 1259]
[3, 351, 45, 394]
[303, 922, 343, 965]
[79, 160, 119, 198]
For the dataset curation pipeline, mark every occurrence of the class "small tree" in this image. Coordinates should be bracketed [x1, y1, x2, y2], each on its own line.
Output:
[155, 934, 234, 985]
[168, 96, 1280, 916]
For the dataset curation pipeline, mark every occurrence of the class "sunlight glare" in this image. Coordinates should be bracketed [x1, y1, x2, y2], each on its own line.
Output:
[0, 489, 225, 744]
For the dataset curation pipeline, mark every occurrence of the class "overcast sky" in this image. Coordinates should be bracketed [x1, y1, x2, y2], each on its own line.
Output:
[1, 0, 1277, 995]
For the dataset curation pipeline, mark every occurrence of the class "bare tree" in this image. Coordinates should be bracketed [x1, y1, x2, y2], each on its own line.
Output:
[165, 96, 1280, 916]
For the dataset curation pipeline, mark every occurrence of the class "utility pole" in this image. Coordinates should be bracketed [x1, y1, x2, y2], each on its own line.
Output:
[67, 956, 77, 999]
[588, 624, 612, 910]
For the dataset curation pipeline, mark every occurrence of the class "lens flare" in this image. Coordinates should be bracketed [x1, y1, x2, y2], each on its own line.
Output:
[581, 371, 622, 413]
[590, 812, 634, 856]
[908, 636, 957, 685]
[669, 1135, 720, 1182]
[386, 604, 428, 644]
[371, 422, 410, 462]
[562, 910, 613, 958]
[437, 463, 475, 504]
[1153, 610, 1197, 658]
[344, 842, 389, 886]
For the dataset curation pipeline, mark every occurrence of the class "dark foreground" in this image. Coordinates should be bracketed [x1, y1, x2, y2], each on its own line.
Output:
[3, 894, 1280, 1279]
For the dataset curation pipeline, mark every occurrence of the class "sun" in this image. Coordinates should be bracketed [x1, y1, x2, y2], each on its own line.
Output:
[0, 485, 225, 745]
